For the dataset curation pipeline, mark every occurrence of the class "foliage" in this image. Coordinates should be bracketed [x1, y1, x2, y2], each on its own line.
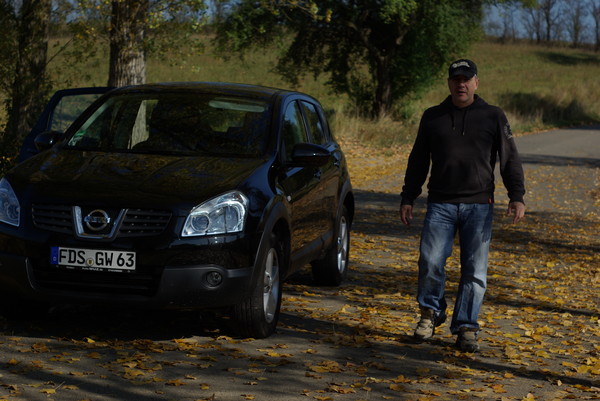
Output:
[0, 2, 19, 156]
[66, 0, 207, 52]
[0, 2, 16, 165]
[0, 1, 17, 97]
[64, 0, 208, 85]
[0, 0, 210, 174]
[215, 0, 484, 118]
[1, 0, 53, 167]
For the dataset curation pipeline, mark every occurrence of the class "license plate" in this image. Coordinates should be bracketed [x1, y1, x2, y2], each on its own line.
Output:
[51, 246, 136, 272]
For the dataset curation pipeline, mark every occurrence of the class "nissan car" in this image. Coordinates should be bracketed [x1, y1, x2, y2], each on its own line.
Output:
[0, 82, 354, 338]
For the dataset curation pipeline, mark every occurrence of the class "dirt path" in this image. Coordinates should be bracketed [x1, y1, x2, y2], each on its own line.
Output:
[341, 126, 600, 400]
[0, 129, 598, 401]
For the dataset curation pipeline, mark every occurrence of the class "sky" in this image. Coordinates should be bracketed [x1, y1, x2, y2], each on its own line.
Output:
[482, 1, 597, 44]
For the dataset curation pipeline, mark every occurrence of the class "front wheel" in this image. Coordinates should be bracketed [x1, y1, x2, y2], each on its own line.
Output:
[233, 232, 283, 338]
[311, 205, 350, 286]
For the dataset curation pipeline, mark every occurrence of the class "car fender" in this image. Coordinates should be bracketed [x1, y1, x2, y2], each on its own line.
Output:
[336, 179, 354, 227]
[316, 179, 353, 256]
[246, 198, 291, 294]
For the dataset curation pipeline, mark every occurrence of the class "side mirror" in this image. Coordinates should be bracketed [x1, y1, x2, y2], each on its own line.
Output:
[34, 131, 64, 151]
[290, 143, 331, 167]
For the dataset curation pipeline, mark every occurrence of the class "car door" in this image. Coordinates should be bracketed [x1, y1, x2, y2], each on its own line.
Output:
[278, 99, 330, 263]
[298, 99, 340, 234]
[19, 87, 113, 162]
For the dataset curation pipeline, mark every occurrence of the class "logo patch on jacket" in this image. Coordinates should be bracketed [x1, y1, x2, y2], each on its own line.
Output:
[503, 123, 513, 140]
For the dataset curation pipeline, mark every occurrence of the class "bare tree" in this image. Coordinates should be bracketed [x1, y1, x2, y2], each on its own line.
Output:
[539, 0, 560, 41]
[522, 6, 543, 43]
[565, 0, 585, 48]
[498, 1, 521, 42]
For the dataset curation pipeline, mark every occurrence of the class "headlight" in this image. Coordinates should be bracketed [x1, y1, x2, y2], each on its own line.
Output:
[0, 178, 20, 227]
[182, 191, 248, 237]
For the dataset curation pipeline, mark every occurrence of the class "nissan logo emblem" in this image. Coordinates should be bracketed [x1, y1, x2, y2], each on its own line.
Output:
[84, 209, 111, 232]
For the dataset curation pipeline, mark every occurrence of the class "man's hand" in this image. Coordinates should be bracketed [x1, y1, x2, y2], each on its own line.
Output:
[507, 201, 525, 224]
[400, 204, 413, 226]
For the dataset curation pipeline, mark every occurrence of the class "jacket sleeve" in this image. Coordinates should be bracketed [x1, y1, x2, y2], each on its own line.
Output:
[497, 111, 526, 204]
[401, 115, 431, 205]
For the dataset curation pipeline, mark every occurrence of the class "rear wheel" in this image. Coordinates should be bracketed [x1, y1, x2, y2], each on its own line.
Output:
[311, 205, 350, 286]
[233, 232, 283, 338]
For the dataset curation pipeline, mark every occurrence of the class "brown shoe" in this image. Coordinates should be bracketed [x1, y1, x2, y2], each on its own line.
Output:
[413, 308, 447, 342]
[456, 328, 480, 353]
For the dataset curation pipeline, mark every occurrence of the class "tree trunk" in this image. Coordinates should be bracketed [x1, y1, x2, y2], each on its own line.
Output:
[591, 4, 600, 52]
[4, 0, 52, 151]
[373, 56, 392, 119]
[107, 0, 148, 87]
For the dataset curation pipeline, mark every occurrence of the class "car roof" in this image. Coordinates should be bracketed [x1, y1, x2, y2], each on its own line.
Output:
[111, 82, 303, 102]
[49, 87, 114, 96]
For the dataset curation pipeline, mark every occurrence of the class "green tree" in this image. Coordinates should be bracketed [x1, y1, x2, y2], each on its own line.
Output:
[0, 1, 17, 98]
[0, 0, 207, 171]
[70, 0, 207, 86]
[1, 0, 52, 159]
[216, 0, 483, 118]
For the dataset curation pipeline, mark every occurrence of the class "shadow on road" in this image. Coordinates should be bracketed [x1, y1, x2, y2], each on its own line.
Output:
[520, 153, 600, 167]
[2, 297, 597, 400]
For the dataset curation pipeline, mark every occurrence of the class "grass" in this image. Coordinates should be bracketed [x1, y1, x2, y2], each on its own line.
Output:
[462, 42, 600, 134]
[4, 37, 600, 148]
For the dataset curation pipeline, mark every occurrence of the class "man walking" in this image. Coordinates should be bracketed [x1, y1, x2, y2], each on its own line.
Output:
[400, 59, 526, 352]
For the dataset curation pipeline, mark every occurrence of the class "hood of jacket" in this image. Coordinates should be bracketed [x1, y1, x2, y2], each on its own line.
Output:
[441, 95, 488, 136]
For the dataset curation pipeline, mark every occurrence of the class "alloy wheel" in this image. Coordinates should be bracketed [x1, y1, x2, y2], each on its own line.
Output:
[336, 215, 349, 274]
[262, 248, 280, 323]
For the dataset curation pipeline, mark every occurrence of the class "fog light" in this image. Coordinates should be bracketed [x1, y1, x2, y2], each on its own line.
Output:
[206, 271, 223, 287]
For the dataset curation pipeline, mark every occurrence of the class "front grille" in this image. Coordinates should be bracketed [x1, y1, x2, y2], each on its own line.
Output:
[119, 209, 173, 237]
[31, 205, 172, 238]
[32, 204, 72, 234]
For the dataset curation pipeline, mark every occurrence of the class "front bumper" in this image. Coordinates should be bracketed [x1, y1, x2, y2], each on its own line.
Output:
[0, 228, 260, 309]
[0, 251, 253, 308]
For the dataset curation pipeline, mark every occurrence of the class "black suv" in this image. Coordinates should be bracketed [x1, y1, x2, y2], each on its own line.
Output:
[0, 82, 354, 338]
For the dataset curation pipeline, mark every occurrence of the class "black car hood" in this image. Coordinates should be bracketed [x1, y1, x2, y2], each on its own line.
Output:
[10, 149, 267, 208]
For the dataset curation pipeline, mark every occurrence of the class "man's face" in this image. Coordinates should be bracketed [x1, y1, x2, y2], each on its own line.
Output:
[448, 75, 479, 108]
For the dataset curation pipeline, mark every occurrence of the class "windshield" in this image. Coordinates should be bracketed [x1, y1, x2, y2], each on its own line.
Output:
[66, 93, 271, 157]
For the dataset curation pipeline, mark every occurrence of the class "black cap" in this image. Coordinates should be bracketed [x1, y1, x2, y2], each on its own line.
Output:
[448, 59, 477, 79]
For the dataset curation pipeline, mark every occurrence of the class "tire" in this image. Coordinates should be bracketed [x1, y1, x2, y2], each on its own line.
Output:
[311, 205, 350, 286]
[233, 232, 283, 338]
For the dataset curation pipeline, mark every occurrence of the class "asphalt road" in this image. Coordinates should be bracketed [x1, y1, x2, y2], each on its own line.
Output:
[516, 124, 600, 162]
[511, 125, 600, 215]
[0, 127, 598, 401]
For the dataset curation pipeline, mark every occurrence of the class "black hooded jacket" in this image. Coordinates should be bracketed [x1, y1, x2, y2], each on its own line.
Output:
[401, 95, 525, 205]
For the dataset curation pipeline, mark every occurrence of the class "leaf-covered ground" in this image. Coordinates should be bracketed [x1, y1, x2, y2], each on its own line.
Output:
[0, 138, 598, 401]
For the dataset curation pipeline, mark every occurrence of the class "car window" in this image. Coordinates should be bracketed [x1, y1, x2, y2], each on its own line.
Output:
[300, 101, 327, 145]
[65, 93, 270, 157]
[50, 93, 105, 133]
[282, 101, 308, 160]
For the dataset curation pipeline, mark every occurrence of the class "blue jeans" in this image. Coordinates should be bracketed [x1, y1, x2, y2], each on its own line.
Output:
[417, 203, 493, 334]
